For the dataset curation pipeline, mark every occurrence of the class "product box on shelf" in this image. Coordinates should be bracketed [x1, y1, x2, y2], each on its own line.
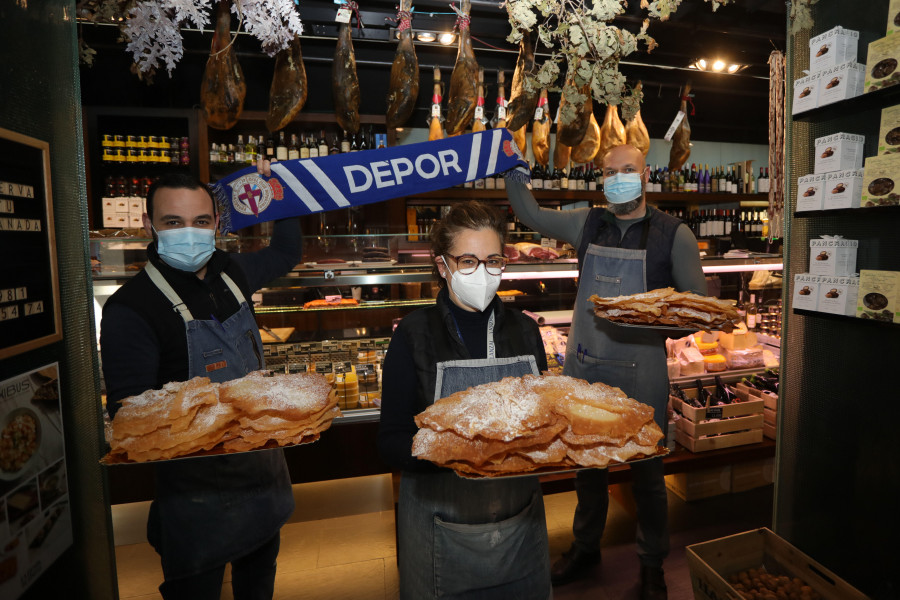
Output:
[791, 73, 819, 115]
[795, 173, 826, 211]
[823, 168, 863, 209]
[686, 528, 869, 600]
[877, 103, 900, 155]
[809, 26, 859, 73]
[817, 61, 865, 105]
[817, 275, 860, 316]
[857, 269, 900, 322]
[889, 0, 900, 36]
[792, 273, 820, 310]
[865, 34, 900, 93]
[814, 133, 864, 174]
[808, 237, 858, 276]
[861, 154, 900, 206]
[670, 391, 764, 453]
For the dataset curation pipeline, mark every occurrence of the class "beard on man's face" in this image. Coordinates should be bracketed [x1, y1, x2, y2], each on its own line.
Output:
[607, 196, 643, 215]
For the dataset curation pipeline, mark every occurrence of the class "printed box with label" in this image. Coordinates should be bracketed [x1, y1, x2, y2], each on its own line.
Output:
[817, 61, 865, 106]
[857, 269, 900, 323]
[814, 132, 864, 174]
[816, 275, 859, 316]
[795, 173, 826, 211]
[877, 103, 900, 155]
[792, 273, 819, 311]
[865, 34, 900, 93]
[791, 73, 819, 115]
[861, 154, 900, 207]
[809, 26, 859, 73]
[823, 168, 863, 209]
[889, 0, 900, 36]
[809, 237, 858, 276]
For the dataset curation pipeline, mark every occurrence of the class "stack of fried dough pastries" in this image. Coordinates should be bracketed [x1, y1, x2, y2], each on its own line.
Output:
[589, 287, 741, 332]
[412, 375, 664, 476]
[109, 371, 340, 462]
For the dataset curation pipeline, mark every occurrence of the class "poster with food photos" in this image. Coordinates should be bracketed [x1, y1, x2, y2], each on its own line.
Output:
[0, 363, 72, 599]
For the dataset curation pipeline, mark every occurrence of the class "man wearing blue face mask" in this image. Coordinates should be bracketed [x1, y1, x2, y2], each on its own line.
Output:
[100, 172, 302, 599]
[506, 144, 706, 600]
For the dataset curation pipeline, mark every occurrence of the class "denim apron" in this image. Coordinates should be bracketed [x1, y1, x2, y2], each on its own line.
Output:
[398, 312, 552, 600]
[563, 219, 670, 565]
[143, 262, 294, 580]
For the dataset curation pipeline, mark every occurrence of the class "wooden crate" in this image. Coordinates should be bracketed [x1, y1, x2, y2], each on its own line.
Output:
[670, 388, 764, 452]
[665, 467, 731, 501]
[737, 383, 778, 440]
[687, 528, 867, 600]
[731, 458, 775, 493]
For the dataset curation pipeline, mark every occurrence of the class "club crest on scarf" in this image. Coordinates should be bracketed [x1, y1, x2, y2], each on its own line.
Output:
[228, 174, 282, 217]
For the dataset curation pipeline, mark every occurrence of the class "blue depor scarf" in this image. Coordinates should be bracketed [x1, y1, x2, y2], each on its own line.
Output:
[212, 129, 530, 233]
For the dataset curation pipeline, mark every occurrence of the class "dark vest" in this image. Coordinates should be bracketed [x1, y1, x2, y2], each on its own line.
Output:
[576, 205, 682, 291]
[398, 288, 546, 413]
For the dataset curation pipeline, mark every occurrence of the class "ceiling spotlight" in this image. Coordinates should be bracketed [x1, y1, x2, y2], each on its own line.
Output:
[438, 32, 456, 45]
[712, 60, 726, 72]
[727, 64, 741, 73]
[417, 31, 436, 42]
[698, 59, 708, 69]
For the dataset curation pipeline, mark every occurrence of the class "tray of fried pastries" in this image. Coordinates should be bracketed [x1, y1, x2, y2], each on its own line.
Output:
[412, 374, 669, 479]
[588, 287, 741, 333]
[101, 371, 341, 464]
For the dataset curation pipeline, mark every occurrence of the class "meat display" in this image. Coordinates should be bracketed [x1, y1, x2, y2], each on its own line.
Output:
[556, 81, 593, 147]
[571, 112, 601, 164]
[472, 68, 486, 132]
[428, 67, 444, 141]
[624, 83, 650, 156]
[506, 30, 538, 132]
[445, 0, 478, 136]
[595, 103, 626, 164]
[531, 89, 550, 166]
[515, 242, 559, 260]
[333, 17, 361, 134]
[385, 0, 419, 129]
[668, 82, 692, 172]
[200, 0, 246, 130]
[266, 35, 308, 132]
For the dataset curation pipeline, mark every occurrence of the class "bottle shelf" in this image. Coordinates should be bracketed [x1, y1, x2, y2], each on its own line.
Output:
[404, 189, 764, 206]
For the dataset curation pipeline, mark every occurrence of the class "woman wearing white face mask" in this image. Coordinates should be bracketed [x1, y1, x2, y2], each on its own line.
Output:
[378, 201, 552, 600]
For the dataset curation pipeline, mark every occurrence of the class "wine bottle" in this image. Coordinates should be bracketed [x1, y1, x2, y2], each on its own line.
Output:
[299, 134, 310, 160]
[275, 131, 288, 161]
[318, 130, 329, 157]
[715, 375, 736, 404]
[531, 163, 543, 190]
[309, 133, 319, 159]
[341, 130, 351, 153]
[747, 294, 758, 329]
[330, 134, 340, 155]
[695, 379, 712, 408]
[288, 134, 300, 160]
[235, 135, 245, 163]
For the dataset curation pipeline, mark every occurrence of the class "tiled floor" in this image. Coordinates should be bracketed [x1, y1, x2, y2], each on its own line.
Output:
[114, 477, 773, 599]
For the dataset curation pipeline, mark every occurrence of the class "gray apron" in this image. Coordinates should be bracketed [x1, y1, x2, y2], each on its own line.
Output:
[144, 262, 294, 580]
[563, 221, 668, 429]
[398, 312, 552, 600]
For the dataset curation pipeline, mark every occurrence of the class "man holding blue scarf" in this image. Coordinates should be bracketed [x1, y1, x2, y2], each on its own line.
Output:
[101, 172, 301, 599]
[506, 144, 707, 600]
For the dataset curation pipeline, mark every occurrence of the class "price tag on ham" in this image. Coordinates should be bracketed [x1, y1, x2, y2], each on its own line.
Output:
[663, 111, 686, 142]
[335, 6, 352, 23]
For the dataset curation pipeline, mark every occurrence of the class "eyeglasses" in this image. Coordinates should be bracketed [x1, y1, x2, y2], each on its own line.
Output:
[444, 253, 508, 275]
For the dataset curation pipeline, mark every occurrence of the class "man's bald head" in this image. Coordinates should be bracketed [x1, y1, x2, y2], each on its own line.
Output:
[601, 144, 646, 174]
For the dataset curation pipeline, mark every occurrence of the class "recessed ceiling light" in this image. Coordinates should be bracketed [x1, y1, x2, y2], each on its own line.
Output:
[727, 64, 741, 73]
[712, 60, 726, 72]
[698, 59, 708, 69]
[417, 31, 436, 42]
[438, 32, 456, 45]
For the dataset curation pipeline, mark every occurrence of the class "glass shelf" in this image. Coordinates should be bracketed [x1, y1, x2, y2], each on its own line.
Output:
[792, 308, 899, 328]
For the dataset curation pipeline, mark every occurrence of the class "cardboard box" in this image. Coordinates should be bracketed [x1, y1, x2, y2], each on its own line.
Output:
[861, 154, 900, 206]
[688, 528, 868, 600]
[791, 73, 819, 115]
[795, 173, 826, 211]
[823, 168, 863, 209]
[809, 237, 858, 276]
[816, 274, 860, 316]
[877, 104, 900, 155]
[865, 34, 900, 93]
[665, 467, 731, 501]
[792, 273, 819, 310]
[809, 26, 859, 73]
[857, 269, 900, 322]
[817, 61, 865, 105]
[814, 133, 864, 174]
[731, 458, 775, 493]
[889, 0, 900, 36]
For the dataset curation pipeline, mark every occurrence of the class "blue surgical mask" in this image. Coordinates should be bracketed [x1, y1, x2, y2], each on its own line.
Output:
[154, 227, 216, 272]
[603, 172, 644, 204]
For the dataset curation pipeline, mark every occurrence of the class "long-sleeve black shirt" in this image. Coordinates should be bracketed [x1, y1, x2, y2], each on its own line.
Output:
[100, 218, 302, 415]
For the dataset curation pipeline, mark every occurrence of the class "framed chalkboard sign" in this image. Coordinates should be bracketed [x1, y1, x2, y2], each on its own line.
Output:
[0, 128, 62, 359]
